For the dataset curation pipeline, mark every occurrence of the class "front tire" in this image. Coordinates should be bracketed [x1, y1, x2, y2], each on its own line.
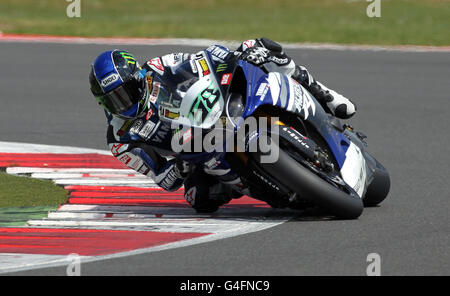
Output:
[363, 160, 390, 207]
[256, 146, 364, 219]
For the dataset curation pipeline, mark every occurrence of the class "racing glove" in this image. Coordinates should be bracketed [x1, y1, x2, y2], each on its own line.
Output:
[240, 46, 292, 68]
[238, 37, 295, 76]
[174, 159, 191, 179]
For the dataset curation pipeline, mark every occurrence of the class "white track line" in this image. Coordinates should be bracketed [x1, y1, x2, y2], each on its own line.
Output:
[6, 167, 136, 175]
[0, 141, 110, 154]
[30, 173, 148, 179]
[47, 211, 202, 220]
[57, 204, 190, 213]
[1, 34, 449, 53]
[53, 179, 158, 186]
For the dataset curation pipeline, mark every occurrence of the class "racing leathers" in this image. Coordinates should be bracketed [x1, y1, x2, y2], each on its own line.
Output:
[107, 38, 357, 213]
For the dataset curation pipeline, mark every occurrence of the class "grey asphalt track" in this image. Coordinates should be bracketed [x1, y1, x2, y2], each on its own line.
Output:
[1, 42, 449, 276]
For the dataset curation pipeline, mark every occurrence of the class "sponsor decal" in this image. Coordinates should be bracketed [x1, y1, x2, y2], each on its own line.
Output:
[255, 83, 268, 96]
[129, 156, 144, 171]
[255, 83, 270, 102]
[188, 81, 220, 124]
[281, 126, 310, 149]
[129, 119, 144, 134]
[204, 157, 220, 170]
[207, 45, 229, 61]
[182, 128, 193, 144]
[117, 120, 134, 137]
[100, 73, 120, 89]
[149, 82, 161, 103]
[120, 52, 136, 65]
[118, 153, 132, 165]
[151, 122, 170, 143]
[165, 109, 180, 119]
[194, 52, 204, 59]
[293, 82, 316, 119]
[172, 126, 192, 148]
[198, 58, 210, 76]
[268, 56, 289, 65]
[110, 143, 128, 157]
[138, 120, 157, 140]
[242, 39, 256, 50]
[159, 106, 180, 120]
[169, 53, 183, 65]
[190, 59, 198, 73]
[184, 187, 197, 205]
[137, 164, 150, 175]
[252, 170, 280, 191]
[220, 73, 232, 85]
[216, 63, 228, 72]
[159, 169, 180, 190]
[162, 53, 185, 73]
[118, 152, 145, 171]
[146, 108, 154, 120]
[147, 58, 165, 75]
[267, 72, 285, 106]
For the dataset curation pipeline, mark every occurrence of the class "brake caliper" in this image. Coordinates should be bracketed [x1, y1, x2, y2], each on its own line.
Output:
[313, 148, 334, 172]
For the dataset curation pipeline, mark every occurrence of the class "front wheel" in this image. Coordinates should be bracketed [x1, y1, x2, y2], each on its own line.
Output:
[255, 145, 364, 219]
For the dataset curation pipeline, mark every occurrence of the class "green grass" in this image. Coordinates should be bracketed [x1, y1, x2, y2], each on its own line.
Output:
[0, 172, 68, 208]
[0, 206, 57, 226]
[0, 0, 449, 45]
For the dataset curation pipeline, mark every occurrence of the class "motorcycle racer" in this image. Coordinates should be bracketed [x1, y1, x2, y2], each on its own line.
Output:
[88, 38, 357, 213]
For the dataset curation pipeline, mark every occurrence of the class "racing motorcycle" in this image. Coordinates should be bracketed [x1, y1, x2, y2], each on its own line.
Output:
[156, 51, 390, 219]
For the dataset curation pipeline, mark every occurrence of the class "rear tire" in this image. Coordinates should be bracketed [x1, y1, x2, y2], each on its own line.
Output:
[363, 160, 390, 207]
[255, 146, 364, 219]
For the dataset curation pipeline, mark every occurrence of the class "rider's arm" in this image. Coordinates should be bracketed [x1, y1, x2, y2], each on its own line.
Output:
[106, 117, 186, 192]
[237, 38, 356, 119]
[143, 53, 191, 76]
[236, 38, 297, 76]
[236, 38, 334, 90]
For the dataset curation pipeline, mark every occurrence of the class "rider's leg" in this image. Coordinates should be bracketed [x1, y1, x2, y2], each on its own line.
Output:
[183, 167, 233, 213]
[291, 65, 357, 119]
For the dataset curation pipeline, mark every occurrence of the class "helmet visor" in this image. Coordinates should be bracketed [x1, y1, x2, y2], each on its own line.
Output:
[95, 76, 146, 116]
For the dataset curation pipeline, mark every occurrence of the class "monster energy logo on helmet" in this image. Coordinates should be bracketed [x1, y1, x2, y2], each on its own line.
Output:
[120, 51, 137, 65]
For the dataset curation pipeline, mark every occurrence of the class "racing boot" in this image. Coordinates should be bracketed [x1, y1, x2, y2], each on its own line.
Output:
[183, 168, 233, 213]
[292, 65, 356, 119]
